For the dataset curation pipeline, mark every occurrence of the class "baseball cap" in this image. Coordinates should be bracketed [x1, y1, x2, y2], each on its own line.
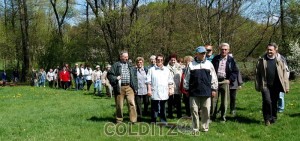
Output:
[195, 46, 207, 53]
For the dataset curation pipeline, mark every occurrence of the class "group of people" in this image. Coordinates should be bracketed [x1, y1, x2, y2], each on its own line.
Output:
[30, 63, 114, 97]
[107, 42, 289, 133]
[1, 69, 19, 86]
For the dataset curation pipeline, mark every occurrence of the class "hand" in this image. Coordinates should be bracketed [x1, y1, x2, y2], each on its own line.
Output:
[147, 91, 152, 97]
[225, 80, 230, 84]
[117, 76, 121, 80]
[211, 91, 216, 98]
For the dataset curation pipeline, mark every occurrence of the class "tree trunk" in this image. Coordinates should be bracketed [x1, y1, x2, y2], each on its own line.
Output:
[17, 0, 30, 82]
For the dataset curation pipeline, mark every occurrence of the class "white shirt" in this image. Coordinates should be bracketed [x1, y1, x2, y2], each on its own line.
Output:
[92, 70, 102, 81]
[146, 65, 174, 100]
[47, 72, 55, 81]
[84, 68, 93, 80]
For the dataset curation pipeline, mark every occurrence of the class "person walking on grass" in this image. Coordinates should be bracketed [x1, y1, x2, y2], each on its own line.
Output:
[101, 64, 113, 97]
[167, 54, 183, 119]
[146, 54, 174, 123]
[47, 69, 55, 88]
[92, 65, 102, 96]
[84, 65, 93, 91]
[255, 43, 289, 126]
[211, 43, 239, 123]
[184, 46, 218, 132]
[59, 67, 71, 90]
[108, 50, 138, 123]
[134, 57, 149, 122]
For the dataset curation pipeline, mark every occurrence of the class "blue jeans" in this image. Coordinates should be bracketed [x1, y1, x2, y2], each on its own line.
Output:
[75, 77, 81, 90]
[278, 92, 285, 112]
[94, 80, 102, 95]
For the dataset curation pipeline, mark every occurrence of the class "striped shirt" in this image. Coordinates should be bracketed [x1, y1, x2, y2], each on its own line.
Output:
[121, 63, 130, 84]
[217, 56, 227, 78]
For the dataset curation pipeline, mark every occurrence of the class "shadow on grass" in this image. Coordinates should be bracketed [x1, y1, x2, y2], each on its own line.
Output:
[226, 115, 261, 124]
[88, 116, 115, 122]
[289, 113, 300, 117]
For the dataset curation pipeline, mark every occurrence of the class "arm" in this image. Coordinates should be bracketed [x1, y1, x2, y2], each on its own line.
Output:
[107, 63, 120, 86]
[146, 69, 152, 96]
[210, 63, 218, 97]
[255, 59, 262, 92]
[183, 65, 191, 90]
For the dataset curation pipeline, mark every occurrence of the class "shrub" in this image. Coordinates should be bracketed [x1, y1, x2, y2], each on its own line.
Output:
[287, 40, 300, 75]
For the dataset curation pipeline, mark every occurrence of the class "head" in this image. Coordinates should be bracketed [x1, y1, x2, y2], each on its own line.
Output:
[120, 50, 129, 63]
[135, 57, 144, 69]
[96, 65, 100, 70]
[178, 58, 184, 65]
[156, 54, 164, 68]
[80, 64, 84, 68]
[63, 67, 66, 71]
[149, 55, 156, 65]
[168, 54, 177, 66]
[266, 43, 278, 58]
[205, 44, 213, 56]
[219, 43, 230, 58]
[183, 56, 194, 66]
[195, 46, 207, 61]
[106, 64, 111, 71]
[49, 69, 53, 72]
[75, 63, 79, 68]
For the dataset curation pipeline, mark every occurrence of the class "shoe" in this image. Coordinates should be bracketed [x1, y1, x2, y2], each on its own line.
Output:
[202, 128, 209, 132]
[265, 121, 271, 126]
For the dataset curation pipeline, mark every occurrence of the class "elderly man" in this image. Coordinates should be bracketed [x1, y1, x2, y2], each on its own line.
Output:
[205, 44, 215, 62]
[255, 43, 289, 126]
[184, 46, 218, 132]
[108, 51, 138, 123]
[211, 43, 238, 123]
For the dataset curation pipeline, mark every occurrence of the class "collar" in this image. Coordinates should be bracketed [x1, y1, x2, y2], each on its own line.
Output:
[195, 57, 206, 63]
[266, 55, 276, 59]
[155, 65, 164, 70]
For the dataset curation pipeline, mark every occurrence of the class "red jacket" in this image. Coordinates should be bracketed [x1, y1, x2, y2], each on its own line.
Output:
[180, 72, 188, 96]
[59, 71, 70, 81]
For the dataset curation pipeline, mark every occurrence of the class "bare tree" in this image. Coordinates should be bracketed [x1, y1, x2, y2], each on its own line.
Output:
[50, 0, 69, 37]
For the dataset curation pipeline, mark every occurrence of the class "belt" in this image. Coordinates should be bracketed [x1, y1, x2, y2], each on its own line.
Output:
[121, 83, 130, 86]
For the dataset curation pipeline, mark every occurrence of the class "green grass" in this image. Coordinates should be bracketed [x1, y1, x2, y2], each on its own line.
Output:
[0, 80, 300, 141]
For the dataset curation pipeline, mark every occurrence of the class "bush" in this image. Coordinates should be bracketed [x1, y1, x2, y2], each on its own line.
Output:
[287, 40, 300, 75]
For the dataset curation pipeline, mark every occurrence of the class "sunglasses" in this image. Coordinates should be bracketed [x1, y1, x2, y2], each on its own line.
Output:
[206, 49, 212, 52]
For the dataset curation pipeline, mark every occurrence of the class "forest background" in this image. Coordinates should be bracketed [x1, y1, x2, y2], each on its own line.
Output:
[1, 0, 300, 82]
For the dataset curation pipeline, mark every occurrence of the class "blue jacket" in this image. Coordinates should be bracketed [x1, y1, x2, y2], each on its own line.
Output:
[212, 55, 238, 85]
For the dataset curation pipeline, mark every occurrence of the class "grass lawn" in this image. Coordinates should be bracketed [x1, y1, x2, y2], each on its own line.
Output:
[0, 80, 300, 141]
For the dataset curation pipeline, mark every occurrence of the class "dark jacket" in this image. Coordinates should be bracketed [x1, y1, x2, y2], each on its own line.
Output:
[212, 55, 238, 86]
[107, 61, 138, 95]
[189, 69, 212, 97]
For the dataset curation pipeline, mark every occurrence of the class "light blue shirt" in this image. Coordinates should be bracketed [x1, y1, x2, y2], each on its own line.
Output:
[146, 65, 174, 100]
[137, 68, 147, 95]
